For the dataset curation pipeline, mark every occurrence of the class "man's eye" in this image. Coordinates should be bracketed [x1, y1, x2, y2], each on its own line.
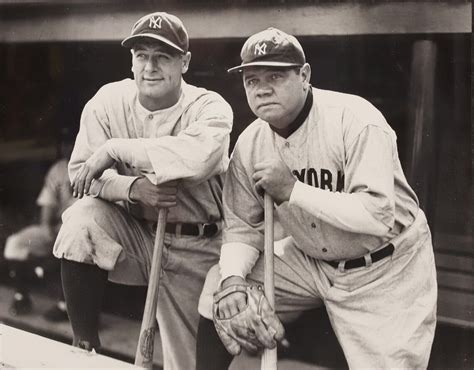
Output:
[246, 79, 257, 86]
[271, 73, 282, 80]
[136, 53, 146, 60]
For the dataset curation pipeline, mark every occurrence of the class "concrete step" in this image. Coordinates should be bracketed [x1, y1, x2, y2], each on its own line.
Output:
[0, 284, 162, 368]
[0, 285, 328, 370]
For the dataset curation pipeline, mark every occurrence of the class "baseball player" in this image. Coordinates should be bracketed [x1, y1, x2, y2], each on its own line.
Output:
[4, 130, 76, 321]
[196, 28, 437, 369]
[52, 12, 233, 370]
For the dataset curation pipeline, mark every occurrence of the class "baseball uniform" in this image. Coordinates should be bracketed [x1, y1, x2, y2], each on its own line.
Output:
[4, 159, 75, 261]
[53, 78, 233, 370]
[199, 87, 437, 368]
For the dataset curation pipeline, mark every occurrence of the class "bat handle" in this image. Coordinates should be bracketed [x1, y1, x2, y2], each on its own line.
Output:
[135, 208, 168, 369]
[262, 193, 277, 370]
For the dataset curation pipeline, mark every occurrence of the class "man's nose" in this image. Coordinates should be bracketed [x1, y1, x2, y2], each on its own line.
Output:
[145, 57, 159, 71]
[255, 83, 272, 97]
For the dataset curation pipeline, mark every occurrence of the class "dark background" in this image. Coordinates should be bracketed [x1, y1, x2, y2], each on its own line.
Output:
[0, 31, 472, 368]
[0, 33, 470, 237]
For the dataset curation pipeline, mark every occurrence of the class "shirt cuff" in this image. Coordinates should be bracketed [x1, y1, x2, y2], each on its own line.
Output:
[126, 176, 142, 204]
[219, 242, 260, 286]
[92, 173, 139, 202]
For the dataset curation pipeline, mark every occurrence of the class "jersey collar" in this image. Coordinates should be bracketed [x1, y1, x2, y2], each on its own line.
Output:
[269, 87, 313, 139]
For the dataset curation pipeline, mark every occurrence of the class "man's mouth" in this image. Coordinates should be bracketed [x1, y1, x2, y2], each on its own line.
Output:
[143, 78, 163, 82]
[257, 102, 278, 109]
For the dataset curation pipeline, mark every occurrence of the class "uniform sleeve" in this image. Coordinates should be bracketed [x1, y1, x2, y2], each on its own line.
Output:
[36, 163, 60, 208]
[219, 242, 260, 281]
[102, 94, 232, 185]
[69, 95, 139, 202]
[219, 149, 264, 280]
[290, 125, 395, 236]
[143, 94, 233, 184]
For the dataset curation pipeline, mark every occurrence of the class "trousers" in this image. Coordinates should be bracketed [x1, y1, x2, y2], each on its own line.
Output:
[199, 210, 437, 369]
[54, 196, 221, 370]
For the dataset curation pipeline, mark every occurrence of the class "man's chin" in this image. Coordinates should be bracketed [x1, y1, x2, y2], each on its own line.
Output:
[255, 106, 283, 120]
[256, 112, 281, 124]
[139, 90, 166, 100]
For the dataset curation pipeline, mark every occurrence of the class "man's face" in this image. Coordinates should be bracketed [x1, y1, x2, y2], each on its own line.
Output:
[242, 65, 310, 130]
[131, 41, 191, 111]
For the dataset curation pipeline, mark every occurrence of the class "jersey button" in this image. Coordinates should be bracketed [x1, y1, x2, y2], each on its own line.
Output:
[285, 142, 290, 148]
[322, 248, 328, 253]
[147, 114, 153, 120]
[311, 222, 316, 228]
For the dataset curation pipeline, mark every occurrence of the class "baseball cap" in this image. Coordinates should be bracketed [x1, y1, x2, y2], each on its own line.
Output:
[121, 12, 189, 53]
[228, 27, 305, 73]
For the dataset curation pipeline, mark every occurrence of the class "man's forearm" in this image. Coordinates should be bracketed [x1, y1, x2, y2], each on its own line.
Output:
[219, 243, 260, 284]
[289, 181, 392, 236]
[105, 139, 154, 172]
[89, 169, 140, 202]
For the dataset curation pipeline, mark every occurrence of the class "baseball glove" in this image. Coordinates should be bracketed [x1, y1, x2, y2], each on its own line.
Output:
[212, 283, 286, 355]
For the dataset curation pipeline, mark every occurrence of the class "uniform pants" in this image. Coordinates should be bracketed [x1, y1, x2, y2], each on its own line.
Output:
[53, 197, 221, 370]
[199, 210, 437, 369]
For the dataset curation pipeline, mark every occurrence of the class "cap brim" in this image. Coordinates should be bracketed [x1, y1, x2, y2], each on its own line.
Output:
[227, 61, 302, 73]
[121, 34, 185, 53]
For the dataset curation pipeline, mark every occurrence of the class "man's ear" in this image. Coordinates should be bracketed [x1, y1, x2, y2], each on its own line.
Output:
[130, 49, 135, 74]
[300, 63, 311, 90]
[182, 52, 192, 74]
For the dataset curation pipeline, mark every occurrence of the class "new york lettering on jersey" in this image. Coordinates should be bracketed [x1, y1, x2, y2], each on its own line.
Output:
[292, 167, 344, 192]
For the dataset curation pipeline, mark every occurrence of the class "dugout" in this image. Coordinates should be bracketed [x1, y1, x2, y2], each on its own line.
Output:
[0, 0, 472, 367]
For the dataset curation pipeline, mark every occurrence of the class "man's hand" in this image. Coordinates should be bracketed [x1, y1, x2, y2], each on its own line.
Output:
[252, 159, 296, 204]
[216, 276, 248, 319]
[129, 177, 178, 208]
[72, 145, 115, 198]
[212, 276, 289, 356]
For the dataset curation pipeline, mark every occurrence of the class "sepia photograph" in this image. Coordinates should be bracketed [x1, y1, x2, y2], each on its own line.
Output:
[0, 1, 472, 369]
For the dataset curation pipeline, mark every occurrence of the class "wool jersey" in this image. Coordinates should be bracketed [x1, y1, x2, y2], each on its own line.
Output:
[69, 78, 233, 224]
[222, 87, 419, 263]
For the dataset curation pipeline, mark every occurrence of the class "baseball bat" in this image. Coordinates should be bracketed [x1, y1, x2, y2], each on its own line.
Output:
[135, 208, 168, 369]
[261, 193, 277, 370]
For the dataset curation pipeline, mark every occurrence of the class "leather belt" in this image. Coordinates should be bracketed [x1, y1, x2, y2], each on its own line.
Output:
[163, 222, 219, 238]
[324, 243, 394, 270]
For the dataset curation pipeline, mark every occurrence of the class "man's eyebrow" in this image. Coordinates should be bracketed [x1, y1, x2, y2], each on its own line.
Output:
[132, 45, 146, 52]
[134, 46, 175, 56]
[243, 72, 257, 80]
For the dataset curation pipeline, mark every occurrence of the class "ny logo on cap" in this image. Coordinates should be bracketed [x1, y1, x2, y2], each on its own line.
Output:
[254, 43, 267, 56]
[149, 16, 163, 29]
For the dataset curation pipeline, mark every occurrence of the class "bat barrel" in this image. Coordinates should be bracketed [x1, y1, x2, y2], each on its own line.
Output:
[262, 193, 277, 370]
[135, 208, 168, 369]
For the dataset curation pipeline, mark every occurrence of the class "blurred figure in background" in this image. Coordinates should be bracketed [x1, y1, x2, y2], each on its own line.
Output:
[3, 127, 76, 321]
